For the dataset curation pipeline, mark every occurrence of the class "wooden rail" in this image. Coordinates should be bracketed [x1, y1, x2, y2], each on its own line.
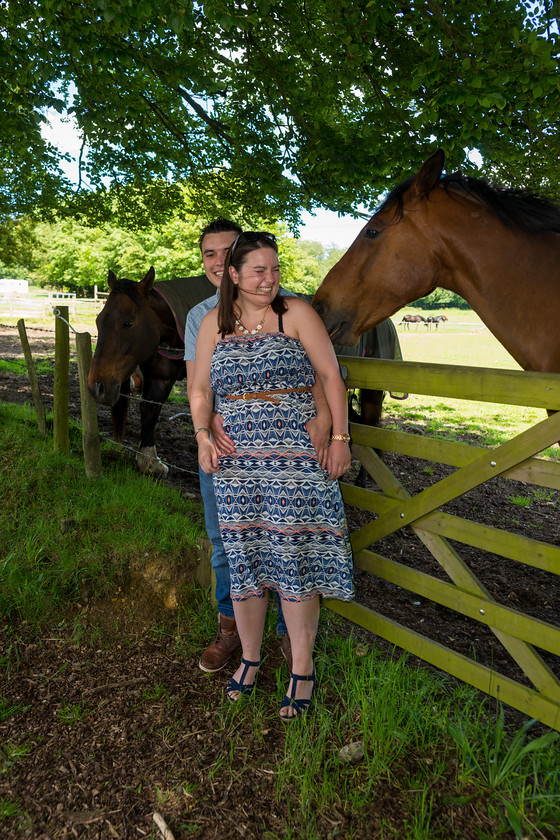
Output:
[326, 357, 560, 730]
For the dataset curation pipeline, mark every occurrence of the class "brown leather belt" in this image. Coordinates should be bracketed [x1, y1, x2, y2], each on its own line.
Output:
[225, 386, 312, 405]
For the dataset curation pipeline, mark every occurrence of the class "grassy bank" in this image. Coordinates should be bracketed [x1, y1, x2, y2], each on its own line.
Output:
[0, 404, 205, 626]
[1, 403, 559, 838]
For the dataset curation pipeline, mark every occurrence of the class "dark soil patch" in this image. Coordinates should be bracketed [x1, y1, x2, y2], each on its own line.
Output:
[1, 324, 559, 839]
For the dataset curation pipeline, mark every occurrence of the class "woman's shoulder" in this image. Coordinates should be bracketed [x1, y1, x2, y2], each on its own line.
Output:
[283, 295, 325, 327]
[200, 307, 219, 328]
[198, 307, 221, 344]
[283, 295, 313, 314]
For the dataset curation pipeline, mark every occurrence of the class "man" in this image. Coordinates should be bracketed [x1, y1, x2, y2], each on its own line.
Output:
[184, 219, 331, 673]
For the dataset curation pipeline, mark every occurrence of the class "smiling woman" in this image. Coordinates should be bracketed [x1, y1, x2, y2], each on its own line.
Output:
[189, 231, 354, 719]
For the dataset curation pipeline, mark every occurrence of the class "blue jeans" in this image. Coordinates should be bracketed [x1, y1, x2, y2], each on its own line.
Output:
[198, 466, 287, 634]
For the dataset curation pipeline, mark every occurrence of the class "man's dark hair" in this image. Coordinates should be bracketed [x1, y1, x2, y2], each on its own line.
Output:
[198, 218, 242, 249]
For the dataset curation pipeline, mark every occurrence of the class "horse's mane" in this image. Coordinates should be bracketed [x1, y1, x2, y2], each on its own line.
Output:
[381, 172, 560, 234]
[110, 277, 143, 302]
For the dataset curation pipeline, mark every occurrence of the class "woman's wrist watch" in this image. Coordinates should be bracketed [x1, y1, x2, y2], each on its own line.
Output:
[331, 433, 351, 444]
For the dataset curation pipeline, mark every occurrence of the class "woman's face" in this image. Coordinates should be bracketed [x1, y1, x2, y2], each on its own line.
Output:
[230, 246, 280, 306]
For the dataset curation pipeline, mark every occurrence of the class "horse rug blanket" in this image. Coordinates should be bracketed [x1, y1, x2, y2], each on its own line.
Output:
[153, 275, 215, 359]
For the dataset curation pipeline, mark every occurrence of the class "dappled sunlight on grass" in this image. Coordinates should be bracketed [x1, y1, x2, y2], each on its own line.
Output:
[385, 394, 559, 460]
[383, 323, 560, 460]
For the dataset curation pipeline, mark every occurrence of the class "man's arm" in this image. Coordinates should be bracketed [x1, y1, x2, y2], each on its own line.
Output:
[186, 342, 234, 455]
[307, 377, 332, 469]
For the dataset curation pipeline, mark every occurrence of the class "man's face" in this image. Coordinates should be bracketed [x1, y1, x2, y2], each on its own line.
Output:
[200, 231, 238, 289]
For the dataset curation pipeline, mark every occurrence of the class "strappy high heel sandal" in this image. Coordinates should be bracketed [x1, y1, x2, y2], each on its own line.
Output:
[226, 657, 261, 703]
[280, 668, 316, 720]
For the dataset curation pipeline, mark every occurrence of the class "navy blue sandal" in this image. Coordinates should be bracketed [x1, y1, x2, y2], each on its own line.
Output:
[226, 657, 261, 702]
[280, 668, 316, 720]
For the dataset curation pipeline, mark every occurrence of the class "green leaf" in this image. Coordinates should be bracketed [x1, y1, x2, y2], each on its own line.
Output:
[502, 797, 524, 840]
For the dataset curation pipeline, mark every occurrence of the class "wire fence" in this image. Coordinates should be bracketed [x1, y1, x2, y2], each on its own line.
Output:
[5, 313, 200, 482]
[70, 384, 201, 481]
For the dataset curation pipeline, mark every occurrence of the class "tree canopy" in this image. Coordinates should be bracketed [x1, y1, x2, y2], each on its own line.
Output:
[2, 0, 559, 226]
[3, 210, 343, 296]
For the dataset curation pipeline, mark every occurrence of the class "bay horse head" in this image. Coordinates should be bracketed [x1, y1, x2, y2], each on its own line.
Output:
[313, 147, 560, 374]
[88, 267, 160, 406]
[313, 150, 447, 346]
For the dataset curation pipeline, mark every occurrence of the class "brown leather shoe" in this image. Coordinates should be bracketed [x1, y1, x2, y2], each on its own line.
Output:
[199, 614, 241, 673]
[279, 634, 293, 672]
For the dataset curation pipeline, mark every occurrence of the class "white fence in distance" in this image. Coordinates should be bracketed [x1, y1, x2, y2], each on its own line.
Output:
[0, 289, 109, 320]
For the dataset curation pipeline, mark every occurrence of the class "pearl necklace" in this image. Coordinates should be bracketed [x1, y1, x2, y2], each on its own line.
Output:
[235, 304, 270, 335]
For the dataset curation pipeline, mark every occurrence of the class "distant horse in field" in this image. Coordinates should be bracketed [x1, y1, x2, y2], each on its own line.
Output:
[88, 267, 214, 475]
[313, 149, 560, 380]
[401, 313, 426, 329]
[426, 315, 448, 329]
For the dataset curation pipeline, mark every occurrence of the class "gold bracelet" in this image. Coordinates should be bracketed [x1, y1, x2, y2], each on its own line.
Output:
[331, 433, 351, 444]
[194, 427, 209, 436]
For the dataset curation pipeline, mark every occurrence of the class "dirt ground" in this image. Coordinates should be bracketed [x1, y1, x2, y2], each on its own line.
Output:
[1, 323, 559, 839]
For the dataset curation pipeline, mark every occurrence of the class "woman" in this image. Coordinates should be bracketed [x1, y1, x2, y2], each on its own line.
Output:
[190, 232, 353, 720]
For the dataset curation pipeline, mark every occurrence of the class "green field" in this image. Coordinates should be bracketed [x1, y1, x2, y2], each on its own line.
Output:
[393, 308, 517, 368]
[388, 310, 559, 458]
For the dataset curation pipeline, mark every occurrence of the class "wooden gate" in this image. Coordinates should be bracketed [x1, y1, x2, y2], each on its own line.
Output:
[326, 357, 560, 731]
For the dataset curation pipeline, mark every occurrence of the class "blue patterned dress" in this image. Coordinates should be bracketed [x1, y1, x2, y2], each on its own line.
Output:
[210, 328, 353, 603]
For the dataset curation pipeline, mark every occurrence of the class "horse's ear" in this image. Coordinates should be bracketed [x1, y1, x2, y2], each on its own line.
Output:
[411, 149, 445, 198]
[138, 266, 155, 296]
[107, 269, 117, 290]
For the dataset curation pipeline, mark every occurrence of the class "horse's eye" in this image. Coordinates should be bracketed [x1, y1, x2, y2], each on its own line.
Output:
[365, 228, 380, 240]
[122, 321, 134, 329]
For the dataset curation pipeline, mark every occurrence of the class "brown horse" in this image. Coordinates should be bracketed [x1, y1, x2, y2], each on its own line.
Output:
[401, 313, 426, 329]
[425, 314, 448, 329]
[88, 267, 213, 475]
[313, 149, 560, 375]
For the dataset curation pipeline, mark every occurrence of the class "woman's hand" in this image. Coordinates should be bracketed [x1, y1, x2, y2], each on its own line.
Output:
[327, 439, 351, 480]
[197, 437, 220, 473]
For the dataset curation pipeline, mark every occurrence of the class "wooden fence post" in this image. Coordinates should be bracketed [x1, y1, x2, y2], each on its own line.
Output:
[16, 318, 47, 438]
[53, 305, 69, 454]
[75, 331, 102, 478]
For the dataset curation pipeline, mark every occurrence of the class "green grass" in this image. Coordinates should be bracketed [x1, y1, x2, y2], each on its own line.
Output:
[0, 357, 54, 376]
[394, 312, 520, 369]
[0, 696, 26, 721]
[0, 307, 97, 335]
[449, 706, 560, 839]
[55, 702, 89, 724]
[302, 638, 559, 840]
[508, 494, 533, 507]
[174, 593, 560, 839]
[0, 795, 31, 831]
[0, 740, 33, 774]
[174, 601, 560, 840]
[0, 403, 205, 627]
